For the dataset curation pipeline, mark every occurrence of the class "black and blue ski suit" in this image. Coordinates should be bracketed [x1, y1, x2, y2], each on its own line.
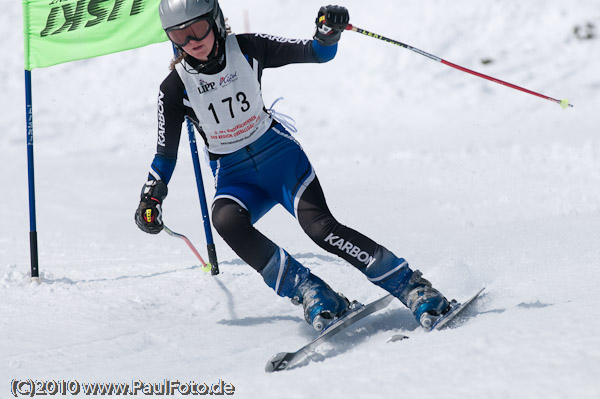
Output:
[144, 33, 410, 300]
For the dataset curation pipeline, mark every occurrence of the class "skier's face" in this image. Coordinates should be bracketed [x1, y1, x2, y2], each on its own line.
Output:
[182, 29, 215, 61]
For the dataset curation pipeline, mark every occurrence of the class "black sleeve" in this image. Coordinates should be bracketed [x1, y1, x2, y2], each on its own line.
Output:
[235, 34, 326, 84]
[237, 34, 320, 68]
[156, 70, 187, 160]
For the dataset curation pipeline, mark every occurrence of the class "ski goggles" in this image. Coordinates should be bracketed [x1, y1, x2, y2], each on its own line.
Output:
[166, 17, 214, 47]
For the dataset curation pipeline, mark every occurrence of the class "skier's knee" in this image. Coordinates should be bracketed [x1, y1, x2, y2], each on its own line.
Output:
[299, 211, 339, 244]
[212, 199, 251, 239]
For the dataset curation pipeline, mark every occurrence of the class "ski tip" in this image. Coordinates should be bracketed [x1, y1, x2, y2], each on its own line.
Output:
[265, 352, 292, 373]
[429, 287, 486, 331]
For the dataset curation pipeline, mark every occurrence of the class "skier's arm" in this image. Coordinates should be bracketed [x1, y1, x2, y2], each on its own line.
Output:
[152, 71, 187, 183]
[135, 71, 187, 234]
[236, 5, 349, 70]
[235, 34, 331, 69]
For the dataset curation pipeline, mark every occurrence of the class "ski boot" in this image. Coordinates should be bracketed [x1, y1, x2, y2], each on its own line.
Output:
[402, 270, 452, 329]
[362, 258, 451, 330]
[290, 274, 351, 332]
[260, 248, 350, 332]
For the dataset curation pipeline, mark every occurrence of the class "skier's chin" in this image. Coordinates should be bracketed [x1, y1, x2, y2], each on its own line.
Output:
[186, 45, 212, 61]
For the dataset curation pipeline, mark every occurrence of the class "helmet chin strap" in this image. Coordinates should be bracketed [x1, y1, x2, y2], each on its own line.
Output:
[204, 35, 220, 61]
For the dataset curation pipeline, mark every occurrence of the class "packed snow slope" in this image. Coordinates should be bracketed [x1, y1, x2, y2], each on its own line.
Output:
[2, 0, 600, 398]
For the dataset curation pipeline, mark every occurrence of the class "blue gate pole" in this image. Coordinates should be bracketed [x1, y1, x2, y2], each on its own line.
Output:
[25, 69, 40, 282]
[172, 45, 219, 275]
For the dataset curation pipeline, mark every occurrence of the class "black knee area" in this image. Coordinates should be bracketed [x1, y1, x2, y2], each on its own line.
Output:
[297, 178, 340, 243]
[297, 177, 391, 270]
[212, 199, 252, 241]
[300, 210, 340, 243]
[211, 198, 278, 271]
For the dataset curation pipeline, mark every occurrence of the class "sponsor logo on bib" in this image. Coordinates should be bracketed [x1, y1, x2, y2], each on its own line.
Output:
[197, 80, 217, 94]
[220, 71, 238, 87]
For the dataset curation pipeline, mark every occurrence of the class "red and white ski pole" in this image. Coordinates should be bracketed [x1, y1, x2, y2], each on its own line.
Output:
[163, 225, 217, 274]
[346, 24, 573, 109]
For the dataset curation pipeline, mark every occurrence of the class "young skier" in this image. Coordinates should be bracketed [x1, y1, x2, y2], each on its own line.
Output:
[135, 0, 453, 331]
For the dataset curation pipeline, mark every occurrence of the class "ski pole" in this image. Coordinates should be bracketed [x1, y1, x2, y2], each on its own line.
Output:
[345, 24, 573, 109]
[163, 225, 213, 273]
[171, 44, 220, 275]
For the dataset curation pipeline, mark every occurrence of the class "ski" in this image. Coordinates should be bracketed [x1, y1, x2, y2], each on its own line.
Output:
[265, 294, 395, 372]
[387, 287, 485, 342]
[431, 287, 485, 331]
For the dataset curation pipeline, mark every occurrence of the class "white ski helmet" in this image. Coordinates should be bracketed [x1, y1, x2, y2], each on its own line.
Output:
[159, 0, 227, 41]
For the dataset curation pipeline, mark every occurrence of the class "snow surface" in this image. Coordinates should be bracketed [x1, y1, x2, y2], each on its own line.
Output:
[2, 0, 600, 398]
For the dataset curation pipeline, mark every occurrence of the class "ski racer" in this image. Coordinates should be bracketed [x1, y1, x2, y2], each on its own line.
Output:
[135, 0, 453, 331]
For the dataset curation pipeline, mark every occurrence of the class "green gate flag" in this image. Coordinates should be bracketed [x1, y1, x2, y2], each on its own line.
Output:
[23, 0, 168, 70]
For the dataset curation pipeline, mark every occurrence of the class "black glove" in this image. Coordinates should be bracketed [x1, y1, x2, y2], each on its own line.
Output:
[314, 5, 350, 46]
[135, 180, 168, 234]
